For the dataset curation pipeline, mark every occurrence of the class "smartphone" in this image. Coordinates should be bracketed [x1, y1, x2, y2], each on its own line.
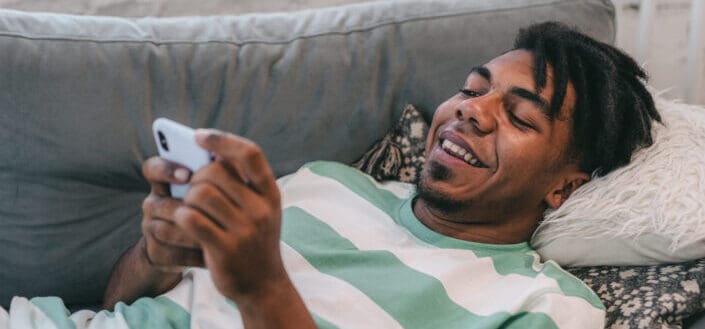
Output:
[152, 118, 212, 199]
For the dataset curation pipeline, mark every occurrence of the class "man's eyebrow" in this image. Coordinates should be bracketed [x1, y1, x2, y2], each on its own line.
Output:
[508, 87, 551, 119]
[469, 66, 492, 82]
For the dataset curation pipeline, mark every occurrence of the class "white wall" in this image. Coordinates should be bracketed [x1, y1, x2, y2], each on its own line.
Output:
[615, 0, 705, 105]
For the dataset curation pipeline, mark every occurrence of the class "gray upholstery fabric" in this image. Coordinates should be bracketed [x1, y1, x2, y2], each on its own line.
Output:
[0, 0, 615, 307]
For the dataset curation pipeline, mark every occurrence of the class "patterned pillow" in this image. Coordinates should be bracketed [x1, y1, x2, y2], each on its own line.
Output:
[353, 103, 705, 328]
[568, 260, 705, 328]
[353, 104, 427, 183]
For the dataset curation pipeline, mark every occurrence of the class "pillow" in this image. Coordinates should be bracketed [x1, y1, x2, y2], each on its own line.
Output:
[531, 96, 705, 266]
[355, 101, 705, 328]
[567, 259, 705, 328]
[353, 104, 428, 183]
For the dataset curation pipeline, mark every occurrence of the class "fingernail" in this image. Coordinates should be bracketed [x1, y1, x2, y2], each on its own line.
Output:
[174, 168, 190, 182]
[194, 129, 208, 144]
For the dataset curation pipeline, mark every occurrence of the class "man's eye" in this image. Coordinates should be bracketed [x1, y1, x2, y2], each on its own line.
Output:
[508, 111, 533, 130]
[459, 89, 481, 98]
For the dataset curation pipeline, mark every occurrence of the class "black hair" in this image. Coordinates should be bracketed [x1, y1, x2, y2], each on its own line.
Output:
[513, 21, 661, 176]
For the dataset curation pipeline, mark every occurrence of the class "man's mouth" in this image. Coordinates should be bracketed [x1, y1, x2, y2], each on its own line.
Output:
[439, 137, 489, 168]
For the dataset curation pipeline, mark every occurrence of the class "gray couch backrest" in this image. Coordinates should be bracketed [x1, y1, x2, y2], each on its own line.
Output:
[0, 0, 615, 307]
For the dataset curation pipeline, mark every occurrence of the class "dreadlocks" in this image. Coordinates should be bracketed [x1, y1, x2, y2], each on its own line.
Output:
[513, 22, 661, 176]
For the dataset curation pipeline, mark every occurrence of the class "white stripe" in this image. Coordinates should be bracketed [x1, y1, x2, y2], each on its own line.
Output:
[7, 297, 58, 329]
[527, 289, 605, 329]
[78, 312, 131, 329]
[282, 168, 602, 325]
[281, 243, 403, 329]
[0, 303, 8, 329]
[176, 269, 243, 329]
[361, 174, 416, 199]
[67, 310, 97, 329]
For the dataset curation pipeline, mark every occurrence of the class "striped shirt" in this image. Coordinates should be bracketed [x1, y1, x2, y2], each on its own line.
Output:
[1, 161, 605, 329]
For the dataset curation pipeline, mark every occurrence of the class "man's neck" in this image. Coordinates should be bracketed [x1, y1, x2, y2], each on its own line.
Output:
[411, 197, 539, 245]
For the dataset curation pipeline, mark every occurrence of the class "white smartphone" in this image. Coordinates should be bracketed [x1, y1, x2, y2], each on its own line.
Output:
[152, 118, 212, 199]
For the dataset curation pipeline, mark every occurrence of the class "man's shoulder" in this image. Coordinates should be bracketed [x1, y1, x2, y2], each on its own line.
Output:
[520, 255, 606, 327]
[534, 258, 605, 307]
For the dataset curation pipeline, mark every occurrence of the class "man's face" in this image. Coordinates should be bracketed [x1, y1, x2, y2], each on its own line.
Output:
[418, 49, 579, 221]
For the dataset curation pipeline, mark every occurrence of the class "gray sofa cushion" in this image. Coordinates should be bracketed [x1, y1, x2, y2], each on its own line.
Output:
[0, 0, 615, 307]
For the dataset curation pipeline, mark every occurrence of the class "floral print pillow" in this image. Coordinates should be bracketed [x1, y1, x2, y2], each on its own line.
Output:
[568, 259, 705, 328]
[353, 104, 705, 328]
[353, 104, 427, 183]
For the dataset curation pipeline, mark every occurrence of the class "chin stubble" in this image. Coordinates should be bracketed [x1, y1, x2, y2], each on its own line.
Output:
[416, 160, 466, 213]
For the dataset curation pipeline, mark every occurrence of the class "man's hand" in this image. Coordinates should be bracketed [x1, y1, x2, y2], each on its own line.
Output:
[174, 130, 284, 300]
[103, 157, 204, 309]
[140, 157, 204, 270]
[173, 130, 315, 329]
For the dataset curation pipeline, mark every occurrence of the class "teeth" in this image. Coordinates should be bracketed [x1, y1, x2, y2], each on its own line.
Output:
[442, 140, 451, 149]
[441, 139, 483, 167]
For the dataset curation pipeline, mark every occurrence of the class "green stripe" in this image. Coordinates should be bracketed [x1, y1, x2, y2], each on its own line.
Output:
[29, 297, 76, 329]
[282, 206, 527, 329]
[303, 161, 604, 310]
[107, 296, 190, 329]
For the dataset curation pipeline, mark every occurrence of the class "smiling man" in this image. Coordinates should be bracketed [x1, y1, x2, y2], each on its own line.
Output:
[53, 22, 664, 329]
[415, 48, 590, 246]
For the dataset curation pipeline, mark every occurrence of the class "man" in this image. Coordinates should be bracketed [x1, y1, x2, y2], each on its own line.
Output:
[5, 22, 658, 328]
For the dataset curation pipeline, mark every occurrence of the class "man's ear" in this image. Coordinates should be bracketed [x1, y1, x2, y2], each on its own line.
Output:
[544, 170, 590, 209]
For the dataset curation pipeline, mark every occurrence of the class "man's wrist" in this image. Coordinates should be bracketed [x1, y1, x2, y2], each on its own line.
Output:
[235, 275, 316, 329]
[134, 239, 183, 295]
[233, 273, 293, 307]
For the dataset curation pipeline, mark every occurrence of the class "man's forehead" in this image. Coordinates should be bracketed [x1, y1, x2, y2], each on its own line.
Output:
[466, 49, 576, 119]
[475, 50, 553, 91]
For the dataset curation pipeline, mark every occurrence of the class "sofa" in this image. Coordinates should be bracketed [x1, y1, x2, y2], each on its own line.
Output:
[0, 0, 703, 327]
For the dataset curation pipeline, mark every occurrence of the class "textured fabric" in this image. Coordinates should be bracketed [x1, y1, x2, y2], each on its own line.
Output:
[0, 0, 616, 307]
[0, 161, 606, 329]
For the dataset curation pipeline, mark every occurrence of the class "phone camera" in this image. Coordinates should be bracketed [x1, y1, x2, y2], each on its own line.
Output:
[157, 131, 169, 151]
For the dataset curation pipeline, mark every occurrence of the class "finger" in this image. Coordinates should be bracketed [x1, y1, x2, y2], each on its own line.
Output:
[147, 218, 200, 249]
[141, 194, 182, 222]
[143, 233, 204, 269]
[183, 181, 246, 230]
[174, 205, 226, 250]
[190, 162, 260, 209]
[194, 130, 279, 200]
[142, 157, 191, 196]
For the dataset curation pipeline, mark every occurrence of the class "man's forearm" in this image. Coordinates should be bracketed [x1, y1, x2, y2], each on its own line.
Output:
[102, 239, 182, 310]
[237, 277, 316, 329]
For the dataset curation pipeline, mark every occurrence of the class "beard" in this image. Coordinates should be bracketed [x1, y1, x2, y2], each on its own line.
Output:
[415, 159, 468, 214]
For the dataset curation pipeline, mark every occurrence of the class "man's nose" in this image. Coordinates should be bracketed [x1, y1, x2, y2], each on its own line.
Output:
[455, 93, 500, 135]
